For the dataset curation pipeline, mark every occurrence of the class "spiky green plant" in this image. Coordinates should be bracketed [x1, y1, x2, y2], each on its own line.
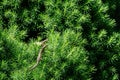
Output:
[0, 0, 120, 80]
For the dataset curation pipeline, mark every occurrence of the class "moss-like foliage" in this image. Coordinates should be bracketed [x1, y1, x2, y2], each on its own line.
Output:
[0, 0, 120, 80]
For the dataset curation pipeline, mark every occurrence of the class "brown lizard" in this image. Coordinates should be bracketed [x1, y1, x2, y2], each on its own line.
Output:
[30, 39, 48, 70]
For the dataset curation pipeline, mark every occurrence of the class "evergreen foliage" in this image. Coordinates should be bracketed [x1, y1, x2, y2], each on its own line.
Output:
[0, 0, 120, 80]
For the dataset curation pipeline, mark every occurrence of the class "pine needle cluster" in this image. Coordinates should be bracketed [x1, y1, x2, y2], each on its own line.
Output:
[0, 0, 120, 80]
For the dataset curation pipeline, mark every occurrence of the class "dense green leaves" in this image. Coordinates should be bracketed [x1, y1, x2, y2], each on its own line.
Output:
[0, 0, 120, 80]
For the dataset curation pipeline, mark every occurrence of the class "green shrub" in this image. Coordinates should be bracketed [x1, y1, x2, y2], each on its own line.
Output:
[0, 0, 120, 80]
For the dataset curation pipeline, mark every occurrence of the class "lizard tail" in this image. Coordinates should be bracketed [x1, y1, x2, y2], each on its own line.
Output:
[30, 62, 39, 70]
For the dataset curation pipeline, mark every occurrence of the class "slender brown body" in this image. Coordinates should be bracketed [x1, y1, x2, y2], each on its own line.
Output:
[30, 39, 48, 70]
